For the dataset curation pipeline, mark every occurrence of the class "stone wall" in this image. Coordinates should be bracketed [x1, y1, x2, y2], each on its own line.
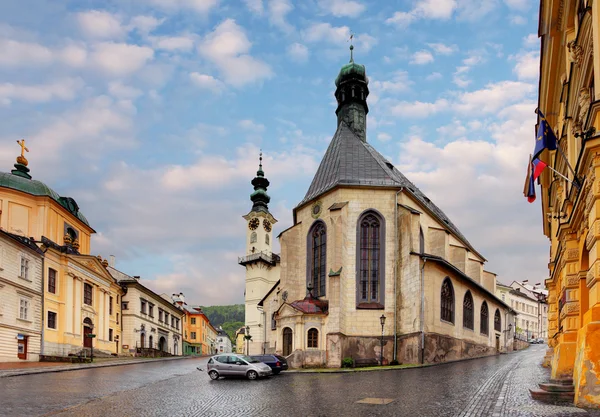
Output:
[422, 332, 497, 364]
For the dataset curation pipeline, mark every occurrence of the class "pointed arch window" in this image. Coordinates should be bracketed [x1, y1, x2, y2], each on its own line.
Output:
[308, 221, 326, 297]
[480, 301, 489, 335]
[463, 291, 474, 330]
[440, 278, 455, 324]
[494, 309, 501, 332]
[356, 210, 385, 307]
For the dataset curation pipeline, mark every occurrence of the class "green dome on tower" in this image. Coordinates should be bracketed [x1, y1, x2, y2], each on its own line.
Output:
[335, 45, 368, 87]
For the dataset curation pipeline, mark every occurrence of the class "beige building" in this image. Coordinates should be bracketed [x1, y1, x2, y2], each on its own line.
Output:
[108, 266, 183, 356]
[510, 281, 548, 340]
[0, 231, 43, 362]
[244, 53, 516, 368]
[497, 282, 546, 340]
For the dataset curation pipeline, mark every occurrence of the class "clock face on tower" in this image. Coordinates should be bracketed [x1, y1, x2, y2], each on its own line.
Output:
[263, 219, 272, 232]
[249, 218, 260, 230]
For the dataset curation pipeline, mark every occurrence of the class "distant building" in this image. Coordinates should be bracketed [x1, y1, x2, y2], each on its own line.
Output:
[235, 326, 246, 354]
[0, 231, 44, 362]
[182, 304, 212, 356]
[216, 327, 232, 353]
[497, 282, 547, 340]
[205, 323, 217, 355]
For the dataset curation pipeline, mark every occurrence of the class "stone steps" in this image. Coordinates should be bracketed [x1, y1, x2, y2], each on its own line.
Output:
[549, 378, 573, 385]
[530, 378, 575, 404]
[539, 383, 574, 392]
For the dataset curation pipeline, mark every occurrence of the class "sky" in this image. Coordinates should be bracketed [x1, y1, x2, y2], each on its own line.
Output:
[0, 0, 549, 306]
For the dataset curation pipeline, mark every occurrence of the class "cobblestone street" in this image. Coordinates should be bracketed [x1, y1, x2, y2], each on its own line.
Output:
[1, 345, 599, 416]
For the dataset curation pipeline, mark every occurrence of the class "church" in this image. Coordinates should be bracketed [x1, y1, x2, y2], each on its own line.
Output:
[240, 48, 516, 368]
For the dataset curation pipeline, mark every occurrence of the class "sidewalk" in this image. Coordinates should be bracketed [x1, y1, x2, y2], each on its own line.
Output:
[0, 355, 203, 378]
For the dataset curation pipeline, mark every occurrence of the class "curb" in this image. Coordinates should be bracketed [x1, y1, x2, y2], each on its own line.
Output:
[0, 355, 206, 378]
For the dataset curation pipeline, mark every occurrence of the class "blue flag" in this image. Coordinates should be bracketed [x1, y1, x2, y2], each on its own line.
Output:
[533, 110, 557, 160]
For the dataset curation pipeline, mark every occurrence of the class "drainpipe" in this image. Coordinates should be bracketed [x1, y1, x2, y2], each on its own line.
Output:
[393, 189, 402, 362]
[420, 258, 427, 364]
[40, 255, 45, 356]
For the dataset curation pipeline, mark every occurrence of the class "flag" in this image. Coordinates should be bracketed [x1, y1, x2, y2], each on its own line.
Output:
[532, 158, 547, 181]
[533, 109, 557, 160]
[523, 154, 536, 203]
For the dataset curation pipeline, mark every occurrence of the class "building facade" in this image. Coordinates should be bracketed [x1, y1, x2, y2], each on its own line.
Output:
[235, 326, 245, 354]
[509, 281, 549, 340]
[216, 327, 232, 354]
[244, 52, 516, 368]
[182, 304, 211, 355]
[497, 283, 545, 340]
[0, 231, 43, 361]
[1, 150, 122, 357]
[537, 0, 600, 407]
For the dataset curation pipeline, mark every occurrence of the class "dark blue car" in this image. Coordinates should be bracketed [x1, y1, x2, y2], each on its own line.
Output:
[251, 354, 288, 374]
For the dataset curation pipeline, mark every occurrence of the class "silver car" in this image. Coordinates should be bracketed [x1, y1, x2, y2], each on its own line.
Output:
[206, 353, 273, 380]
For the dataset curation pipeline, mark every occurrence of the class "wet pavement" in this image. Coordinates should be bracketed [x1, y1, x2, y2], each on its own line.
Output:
[0, 345, 598, 416]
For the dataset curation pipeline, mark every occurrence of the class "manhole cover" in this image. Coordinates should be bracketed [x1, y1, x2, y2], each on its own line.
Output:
[356, 398, 395, 405]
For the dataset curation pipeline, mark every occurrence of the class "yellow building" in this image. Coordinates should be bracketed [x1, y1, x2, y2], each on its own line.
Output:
[537, 0, 600, 407]
[235, 326, 246, 354]
[0, 147, 122, 357]
[182, 305, 211, 355]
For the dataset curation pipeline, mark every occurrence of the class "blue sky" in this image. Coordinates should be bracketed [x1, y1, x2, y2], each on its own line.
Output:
[0, 0, 547, 305]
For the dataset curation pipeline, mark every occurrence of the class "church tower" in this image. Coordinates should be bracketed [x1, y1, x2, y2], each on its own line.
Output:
[239, 154, 279, 354]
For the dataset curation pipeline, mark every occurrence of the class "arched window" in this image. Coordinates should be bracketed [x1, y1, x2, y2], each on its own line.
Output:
[357, 211, 385, 306]
[308, 221, 326, 297]
[149, 335, 153, 349]
[440, 278, 454, 324]
[250, 232, 257, 243]
[480, 302, 489, 335]
[494, 309, 501, 332]
[419, 227, 425, 253]
[463, 291, 474, 330]
[307, 328, 318, 348]
[265, 234, 270, 245]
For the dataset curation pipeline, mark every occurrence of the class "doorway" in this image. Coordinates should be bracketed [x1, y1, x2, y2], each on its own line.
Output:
[495, 335, 500, 351]
[159, 336, 166, 352]
[283, 327, 293, 356]
[83, 318, 93, 348]
[149, 335, 153, 349]
[17, 335, 27, 360]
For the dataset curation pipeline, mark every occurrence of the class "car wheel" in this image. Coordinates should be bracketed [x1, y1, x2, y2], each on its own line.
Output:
[247, 370, 258, 380]
[208, 370, 219, 380]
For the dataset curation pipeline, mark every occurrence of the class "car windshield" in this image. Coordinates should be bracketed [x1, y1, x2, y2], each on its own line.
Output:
[238, 354, 261, 363]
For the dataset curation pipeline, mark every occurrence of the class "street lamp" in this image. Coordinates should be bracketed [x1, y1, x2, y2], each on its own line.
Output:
[380, 314, 386, 366]
[88, 324, 95, 361]
[245, 325, 250, 355]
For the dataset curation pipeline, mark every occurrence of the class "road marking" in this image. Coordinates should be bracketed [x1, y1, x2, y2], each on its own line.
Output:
[356, 398, 395, 405]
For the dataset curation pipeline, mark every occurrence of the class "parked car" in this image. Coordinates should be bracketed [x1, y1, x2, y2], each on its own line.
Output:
[206, 353, 272, 380]
[250, 354, 289, 374]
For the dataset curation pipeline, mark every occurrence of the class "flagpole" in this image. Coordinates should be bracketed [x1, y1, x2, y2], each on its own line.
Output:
[545, 164, 578, 185]
[556, 142, 579, 181]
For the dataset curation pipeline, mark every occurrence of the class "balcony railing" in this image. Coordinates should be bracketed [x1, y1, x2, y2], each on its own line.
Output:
[238, 251, 280, 266]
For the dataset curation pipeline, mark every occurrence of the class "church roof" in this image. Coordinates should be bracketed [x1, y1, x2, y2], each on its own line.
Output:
[297, 122, 480, 258]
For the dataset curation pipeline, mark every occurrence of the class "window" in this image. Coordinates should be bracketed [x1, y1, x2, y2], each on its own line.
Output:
[308, 221, 327, 297]
[191, 332, 197, 340]
[271, 313, 277, 330]
[501, 293, 505, 302]
[357, 211, 385, 305]
[122, 302, 129, 310]
[191, 318, 196, 325]
[141, 299, 147, 314]
[494, 309, 501, 332]
[250, 232, 257, 243]
[165, 312, 169, 324]
[440, 278, 454, 324]
[20, 257, 29, 279]
[116, 313, 119, 324]
[176, 319, 179, 330]
[109, 296, 113, 315]
[148, 304, 154, 318]
[266, 234, 270, 245]
[83, 283, 93, 305]
[48, 268, 57, 293]
[47, 311, 57, 329]
[307, 328, 318, 348]
[159, 310, 163, 322]
[109, 328, 113, 341]
[463, 291, 474, 330]
[19, 299, 29, 320]
[480, 301, 489, 335]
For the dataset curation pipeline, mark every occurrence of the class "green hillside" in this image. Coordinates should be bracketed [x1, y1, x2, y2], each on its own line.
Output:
[200, 304, 245, 341]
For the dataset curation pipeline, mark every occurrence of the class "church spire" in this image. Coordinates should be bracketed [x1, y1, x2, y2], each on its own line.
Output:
[250, 152, 271, 213]
[334, 43, 369, 141]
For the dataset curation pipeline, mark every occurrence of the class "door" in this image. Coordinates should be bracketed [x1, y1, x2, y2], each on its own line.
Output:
[215, 355, 229, 375]
[496, 335, 500, 351]
[159, 336, 166, 351]
[228, 355, 249, 376]
[283, 327, 293, 356]
[17, 335, 27, 360]
[84, 326, 92, 348]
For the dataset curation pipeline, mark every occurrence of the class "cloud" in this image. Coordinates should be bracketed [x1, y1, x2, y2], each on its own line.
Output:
[60, 44, 88, 67]
[523, 33, 538, 48]
[268, 0, 294, 32]
[0, 78, 84, 104]
[287, 42, 309, 62]
[391, 99, 449, 118]
[243, 0, 264, 14]
[129, 15, 164, 35]
[108, 81, 143, 99]
[198, 19, 273, 86]
[370, 71, 412, 99]
[317, 0, 366, 17]
[410, 50, 434, 64]
[513, 51, 539, 80]
[189, 72, 226, 93]
[0, 39, 53, 67]
[239, 119, 265, 132]
[426, 72, 442, 81]
[145, 0, 219, 13]
[76, 10, 126, 39]
[152, 35, 195, 51]
[427, 43, 458, 55]
[303, 23, 376, 52]
[377, 132, 392, 142]
[504, 0, 532, 11]
[509, 15, 527, 25]
[91, 42, 154, 76]
[386, 0, 457, 27]
[454, 80, 535, 114]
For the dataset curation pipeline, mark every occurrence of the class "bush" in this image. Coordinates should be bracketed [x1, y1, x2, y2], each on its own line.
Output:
[341, 357, 354, 368]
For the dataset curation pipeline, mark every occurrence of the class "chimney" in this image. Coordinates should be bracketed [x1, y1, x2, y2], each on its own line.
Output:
[109, 255, 115, 267]
[133, 275, 140, 281]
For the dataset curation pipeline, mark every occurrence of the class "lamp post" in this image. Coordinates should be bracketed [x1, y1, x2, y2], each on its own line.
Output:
[380, 314, 386, 366]
[88, 324, 95, 361]
[245, 325, 250, 355]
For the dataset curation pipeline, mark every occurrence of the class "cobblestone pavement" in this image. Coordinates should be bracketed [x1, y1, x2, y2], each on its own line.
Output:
[1, 345, 599, 416]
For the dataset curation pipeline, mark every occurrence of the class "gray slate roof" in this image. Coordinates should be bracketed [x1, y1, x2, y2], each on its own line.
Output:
[297, 122, 482, 259]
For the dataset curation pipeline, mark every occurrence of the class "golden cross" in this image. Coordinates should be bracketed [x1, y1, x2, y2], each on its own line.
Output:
[16, 139, 29, 157]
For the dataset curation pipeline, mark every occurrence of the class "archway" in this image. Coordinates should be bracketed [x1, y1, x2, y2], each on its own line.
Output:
[174, 341, 178, 355]
[159, 336, 166, 352]
[83, 318, 93, 348]
[149, 335, 153, 349]
[283, 327, 293, 356]
[140, 333, 146, 349]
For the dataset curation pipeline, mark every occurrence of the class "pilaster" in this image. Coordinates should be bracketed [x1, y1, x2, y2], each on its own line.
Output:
[66, 273, 74, 334]
[74, 277, 82, 336]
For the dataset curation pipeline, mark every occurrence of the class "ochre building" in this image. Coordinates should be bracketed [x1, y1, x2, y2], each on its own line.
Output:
[537, 0, 600, 408]
[242, 51, 516, 368]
